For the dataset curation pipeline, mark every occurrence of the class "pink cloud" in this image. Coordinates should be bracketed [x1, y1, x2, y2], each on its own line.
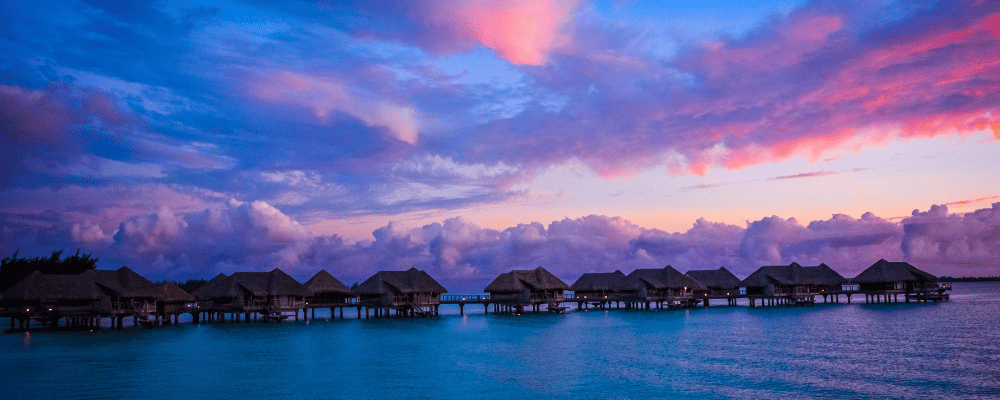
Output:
[699, 14, 844, 78]
[642, 5, 1000, 175]
[250, 70, 420, 144]
[0, 85, 76, 144]
[419, 0, 581, 65]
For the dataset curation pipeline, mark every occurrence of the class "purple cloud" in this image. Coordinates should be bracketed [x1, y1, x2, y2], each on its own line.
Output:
[6, 197, 997, 291]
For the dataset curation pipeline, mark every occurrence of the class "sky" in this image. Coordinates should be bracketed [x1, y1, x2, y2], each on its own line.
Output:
[1, 0, 998, 292]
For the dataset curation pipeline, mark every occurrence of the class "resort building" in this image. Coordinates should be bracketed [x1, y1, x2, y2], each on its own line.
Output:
[1, 266, 159, 329]
[154, 281, 196, 324]
[685, 267, 742, 305]
[485, 267, 570, 313]
[353, 268, 447, 317]
[570, 270, 627, 309]
[303, 269, 352, 318]
[851, 259, 950, 303]
[739, 262, 847, 306]
[620, 266, 708, 309]
[192, 269, 310, 322]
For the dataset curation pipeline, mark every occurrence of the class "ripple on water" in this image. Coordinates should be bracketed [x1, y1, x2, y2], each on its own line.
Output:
[3, 282, 1000, 399]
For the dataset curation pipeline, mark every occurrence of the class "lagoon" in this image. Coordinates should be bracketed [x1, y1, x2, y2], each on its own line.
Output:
[3, 282, 1000, 399]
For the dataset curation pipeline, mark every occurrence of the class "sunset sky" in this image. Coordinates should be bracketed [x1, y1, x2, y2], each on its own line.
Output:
[2, 0, 998, 291]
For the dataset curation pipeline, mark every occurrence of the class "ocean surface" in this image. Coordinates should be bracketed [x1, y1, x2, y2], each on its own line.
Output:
[3, 282, 1000, 399]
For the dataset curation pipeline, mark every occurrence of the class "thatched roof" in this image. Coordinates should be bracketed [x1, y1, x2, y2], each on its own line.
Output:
[353, 268, 448, 295]
[2, 267, 160, 301]
[740, 262, 846, 287]
[622, 266, 708, 291]
[156, 281, 196, 303]
[685, 267, 741, 290]
[91, 266, 160, 298]
[484, 267, 570, 293]
[192, 269, 310, 299]
[304, 269, 351, 295]
[852, 259, 938, 284]
[2, 270, 105, 301]
[570, 270, 627, 292]
[193, 273, 233, 300]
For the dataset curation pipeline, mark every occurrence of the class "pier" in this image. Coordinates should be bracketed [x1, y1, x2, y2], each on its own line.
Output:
[0, 259, 954, 332]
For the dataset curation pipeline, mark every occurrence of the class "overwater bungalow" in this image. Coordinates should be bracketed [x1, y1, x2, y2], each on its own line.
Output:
[485, 267, 570, 313]
[739, 262, 846, 306]
[353, 268, 447, 317]
[303, 269, 352, 318]
[570, 270, 627, 309]
[1, 266, 159, 330]
[852, 259, 950, 303]
[619, 265, 708, 309]
[192, 269, 310, 322]
[685, 267, 741, 305]
[154, 281, 196, 324]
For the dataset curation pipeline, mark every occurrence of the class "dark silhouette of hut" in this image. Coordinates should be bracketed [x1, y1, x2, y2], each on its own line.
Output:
[2, 266, 159, 329]
[303, 269, 352, 318]
[685, 267, 742, 305]
[154, 281, 196, 324]
[570, 270, 627, 309]
[192, 269, 310, 322]
[619, 265, 708, 309]
[353, 268, 447, 317]
[739, 262, 846, 306]
[852, 259, 949, 303]
[485, 267, 570, 313]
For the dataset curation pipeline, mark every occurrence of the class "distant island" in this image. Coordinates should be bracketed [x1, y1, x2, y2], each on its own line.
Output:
[938, 276, 1000, 282]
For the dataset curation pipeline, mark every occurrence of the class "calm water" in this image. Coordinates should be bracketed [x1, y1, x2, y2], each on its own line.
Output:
[3, 283, 1000, 399]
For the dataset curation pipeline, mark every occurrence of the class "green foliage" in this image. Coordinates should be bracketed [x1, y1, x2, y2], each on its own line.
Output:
[174, 279, 208, 294]
[0, 250, 100, 292]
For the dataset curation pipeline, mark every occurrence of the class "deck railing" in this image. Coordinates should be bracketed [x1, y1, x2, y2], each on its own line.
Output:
[441, 294, 490, 302]
[391, 294, 439, 305]
[530, 294, 564, 303]
[566, 294, 618, 301]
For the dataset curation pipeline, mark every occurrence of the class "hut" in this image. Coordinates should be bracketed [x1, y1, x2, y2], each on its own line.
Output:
[852, 259, 949, 303]
[570, 270, 627, 309]
[619, 266, 708, 309]
[154, 281, 196, 324]
[1, 266, 159, 329]
[192, 269, 310, 322]
[303, 269, 352, 318]
[485, 267, 570, 313]
[739, 262, 846, 306]
[685, 267, 742, 306]
[353, 268, 447, 317]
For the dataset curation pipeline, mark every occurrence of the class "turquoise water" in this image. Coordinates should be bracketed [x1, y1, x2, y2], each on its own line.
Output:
[3, 283, 1000, 399]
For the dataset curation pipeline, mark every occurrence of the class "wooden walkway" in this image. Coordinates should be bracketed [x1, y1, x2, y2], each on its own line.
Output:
[3, 289, 952, 332]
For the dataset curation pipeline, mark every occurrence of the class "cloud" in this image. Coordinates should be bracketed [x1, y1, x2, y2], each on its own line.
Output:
[257, 170, 350, 207]
[419, 0, 581, 65]
[767, 168, 873, 181]
[108, 199, 311, 275]
[901, 203, 1000, 275]
[345, 0, 581, 65]
[431, 1, 1000, 178]
[0, 84, 76, 144]
[4, 200, 999, 288]
[250, 70, 420, 144]
[392, 154, 520, 182]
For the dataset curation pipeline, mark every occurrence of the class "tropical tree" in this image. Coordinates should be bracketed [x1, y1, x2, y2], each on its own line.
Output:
[0, 250, 99, 292]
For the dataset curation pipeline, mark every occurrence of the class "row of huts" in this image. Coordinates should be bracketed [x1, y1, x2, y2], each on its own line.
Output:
[570, 259, 948, 309]
[1, 259, 949, 330]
